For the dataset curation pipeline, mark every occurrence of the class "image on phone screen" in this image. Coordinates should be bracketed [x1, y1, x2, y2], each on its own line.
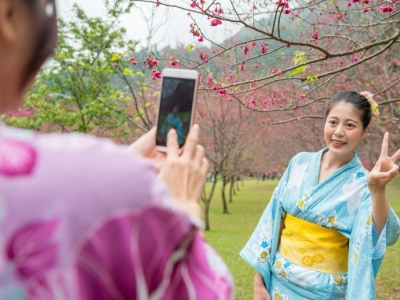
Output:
[156, 77, 196, 148]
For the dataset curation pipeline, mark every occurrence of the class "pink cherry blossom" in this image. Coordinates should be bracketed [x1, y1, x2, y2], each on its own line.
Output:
[259, 44, 268, 54]
[380, 5, 394, 13]
[130, 58, 137, 65]
[270, 66, 277, 74]
[239, 63, 245, 71]
[198, 36, 204, 42]
[200, 51, 209, 63]
[218, 89, 227, 97]
[294, 11, 300, 17]
[170, 60, 179, 67]
[353, 56, 359, 62]
[210, 19, 222, 27]
[151, 70, 162, 81]
[207, 76, 213, 86]
[190, 1, 197, 8]
[312, 32, 319, 40]
[284, 8, 292, 14]
[244, 45, 250, 55]
[363, 7, 371, 13]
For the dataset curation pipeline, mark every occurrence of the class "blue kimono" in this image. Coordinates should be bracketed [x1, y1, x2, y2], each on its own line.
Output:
[161, 114, 184, 144]
[240, 149, 400, 299]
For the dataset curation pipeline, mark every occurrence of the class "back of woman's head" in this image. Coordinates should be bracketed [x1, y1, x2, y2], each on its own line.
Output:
[325, 91, 372, 129]
[20, 0, 58, 86]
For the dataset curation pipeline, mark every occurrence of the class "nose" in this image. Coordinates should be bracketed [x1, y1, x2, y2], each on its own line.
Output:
[334, 124, 344, 137]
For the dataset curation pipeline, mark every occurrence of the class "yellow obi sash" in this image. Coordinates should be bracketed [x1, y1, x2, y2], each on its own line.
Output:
[279, 213, 349, 274]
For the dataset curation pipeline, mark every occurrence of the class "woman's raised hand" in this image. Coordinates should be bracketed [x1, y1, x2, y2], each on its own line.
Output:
[158, 125, 209, 219]
[368, 132, 400, 188]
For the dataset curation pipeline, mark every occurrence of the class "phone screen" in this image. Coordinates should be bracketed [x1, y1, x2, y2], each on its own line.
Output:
[156, 77, 196, 148]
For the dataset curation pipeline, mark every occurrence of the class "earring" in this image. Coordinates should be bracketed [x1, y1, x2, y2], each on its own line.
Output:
[45, 1, 55, 18]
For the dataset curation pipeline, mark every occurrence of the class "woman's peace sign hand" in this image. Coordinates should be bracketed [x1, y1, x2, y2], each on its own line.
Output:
[367, 132, 400, 189]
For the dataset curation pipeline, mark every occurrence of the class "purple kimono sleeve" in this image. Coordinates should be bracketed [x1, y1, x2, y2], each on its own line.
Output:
[74, 205, 234, 300]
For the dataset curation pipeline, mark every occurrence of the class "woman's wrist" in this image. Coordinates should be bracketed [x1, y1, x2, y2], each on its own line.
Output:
[175, 199, 202, 220]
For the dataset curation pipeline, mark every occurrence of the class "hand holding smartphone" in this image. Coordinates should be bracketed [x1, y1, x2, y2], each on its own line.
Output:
[155, 68, 199, 152]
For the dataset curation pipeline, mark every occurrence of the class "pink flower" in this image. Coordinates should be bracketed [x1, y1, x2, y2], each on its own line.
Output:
[218, 89, 227, 97]
[7, 219, 59, 278]
[380, 5, 394, 13]
[353, 56, 359, 62]
[210, 19, 222, 27]
[363, 7, 371, 13]
[170, 60, 179, 67]
[239, 63, 245, 71]
[218, 8, 224, 14]
[347, 2, 352, 6]
[294, 11, 300, 17]
[270, 66, 277, 74]
[130, 57, 137, 65]
[190, 1, 197, 8]
[198, 35, 204, 42]
[363, 0, 370, 3]
[284, 8, 291, 14]
[151, 70, 162, 81]
[276, 0, 289, 8]
[244, 45, 250, 55]
[312, 32, 319, 40]
[259, 44, 268, 54]
[200, 51, 209, 63]
[146, 57, 159, 69]
[0, 139, 37, 177]
[113, 63, 118, 67]
[207, 76, 213, 86]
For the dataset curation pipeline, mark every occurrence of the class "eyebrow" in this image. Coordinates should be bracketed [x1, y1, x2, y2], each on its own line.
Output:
[328, 116, 358, 123]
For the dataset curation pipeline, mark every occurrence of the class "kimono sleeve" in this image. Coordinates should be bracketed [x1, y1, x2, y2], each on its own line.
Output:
[74, 179, 234, 300]
[346, 192, 400, 300]
[239, 158, 293, 290]
[372, 207, 400, 260]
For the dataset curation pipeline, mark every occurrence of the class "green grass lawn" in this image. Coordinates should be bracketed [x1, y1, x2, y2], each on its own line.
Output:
[202, 177, 400, 300]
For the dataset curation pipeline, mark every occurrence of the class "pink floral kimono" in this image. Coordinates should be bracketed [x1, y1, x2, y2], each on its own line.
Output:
[0, 124, 233, 300]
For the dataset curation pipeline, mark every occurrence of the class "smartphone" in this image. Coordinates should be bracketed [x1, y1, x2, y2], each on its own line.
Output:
[155, 68, 199, 152]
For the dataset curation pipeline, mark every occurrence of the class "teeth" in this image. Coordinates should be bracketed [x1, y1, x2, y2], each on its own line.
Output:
[333, 140, 345, 144]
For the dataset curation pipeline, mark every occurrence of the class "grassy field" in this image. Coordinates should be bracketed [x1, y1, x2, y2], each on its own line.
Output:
[202, 176, 400, 300]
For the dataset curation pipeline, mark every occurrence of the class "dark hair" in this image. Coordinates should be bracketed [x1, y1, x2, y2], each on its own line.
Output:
[21, 0, 58, 87]
[325, 91, 372, 129]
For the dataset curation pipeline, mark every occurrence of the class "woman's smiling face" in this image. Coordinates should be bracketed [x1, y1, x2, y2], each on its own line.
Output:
[324, 101, 368, 161]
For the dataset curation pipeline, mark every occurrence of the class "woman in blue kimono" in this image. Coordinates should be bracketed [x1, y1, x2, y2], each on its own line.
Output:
[240, 91, 400, 300]
[161, 106, 185, 145]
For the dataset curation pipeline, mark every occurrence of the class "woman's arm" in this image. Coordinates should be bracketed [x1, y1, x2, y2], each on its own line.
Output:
[367, 132, 400, 236]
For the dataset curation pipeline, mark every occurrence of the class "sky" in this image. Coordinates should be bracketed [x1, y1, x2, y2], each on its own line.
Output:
[56, 0, 242, 49]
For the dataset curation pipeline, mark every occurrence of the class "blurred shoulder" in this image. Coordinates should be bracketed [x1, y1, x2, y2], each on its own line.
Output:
[0, 125, 153, 181]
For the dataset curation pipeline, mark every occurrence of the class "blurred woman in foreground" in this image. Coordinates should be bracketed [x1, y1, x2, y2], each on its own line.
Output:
[0, 0, 233, 299]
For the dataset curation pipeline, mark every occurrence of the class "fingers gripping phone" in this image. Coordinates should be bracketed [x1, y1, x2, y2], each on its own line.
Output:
[155, 68, 199, 152]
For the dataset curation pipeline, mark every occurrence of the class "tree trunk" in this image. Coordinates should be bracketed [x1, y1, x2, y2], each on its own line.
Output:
[229, 177, 234, 202]
[221, 177, 229, 214]
[236, 177, 240, 191]
[204, 200, 211, 231]
[201, 173, 218, 231]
